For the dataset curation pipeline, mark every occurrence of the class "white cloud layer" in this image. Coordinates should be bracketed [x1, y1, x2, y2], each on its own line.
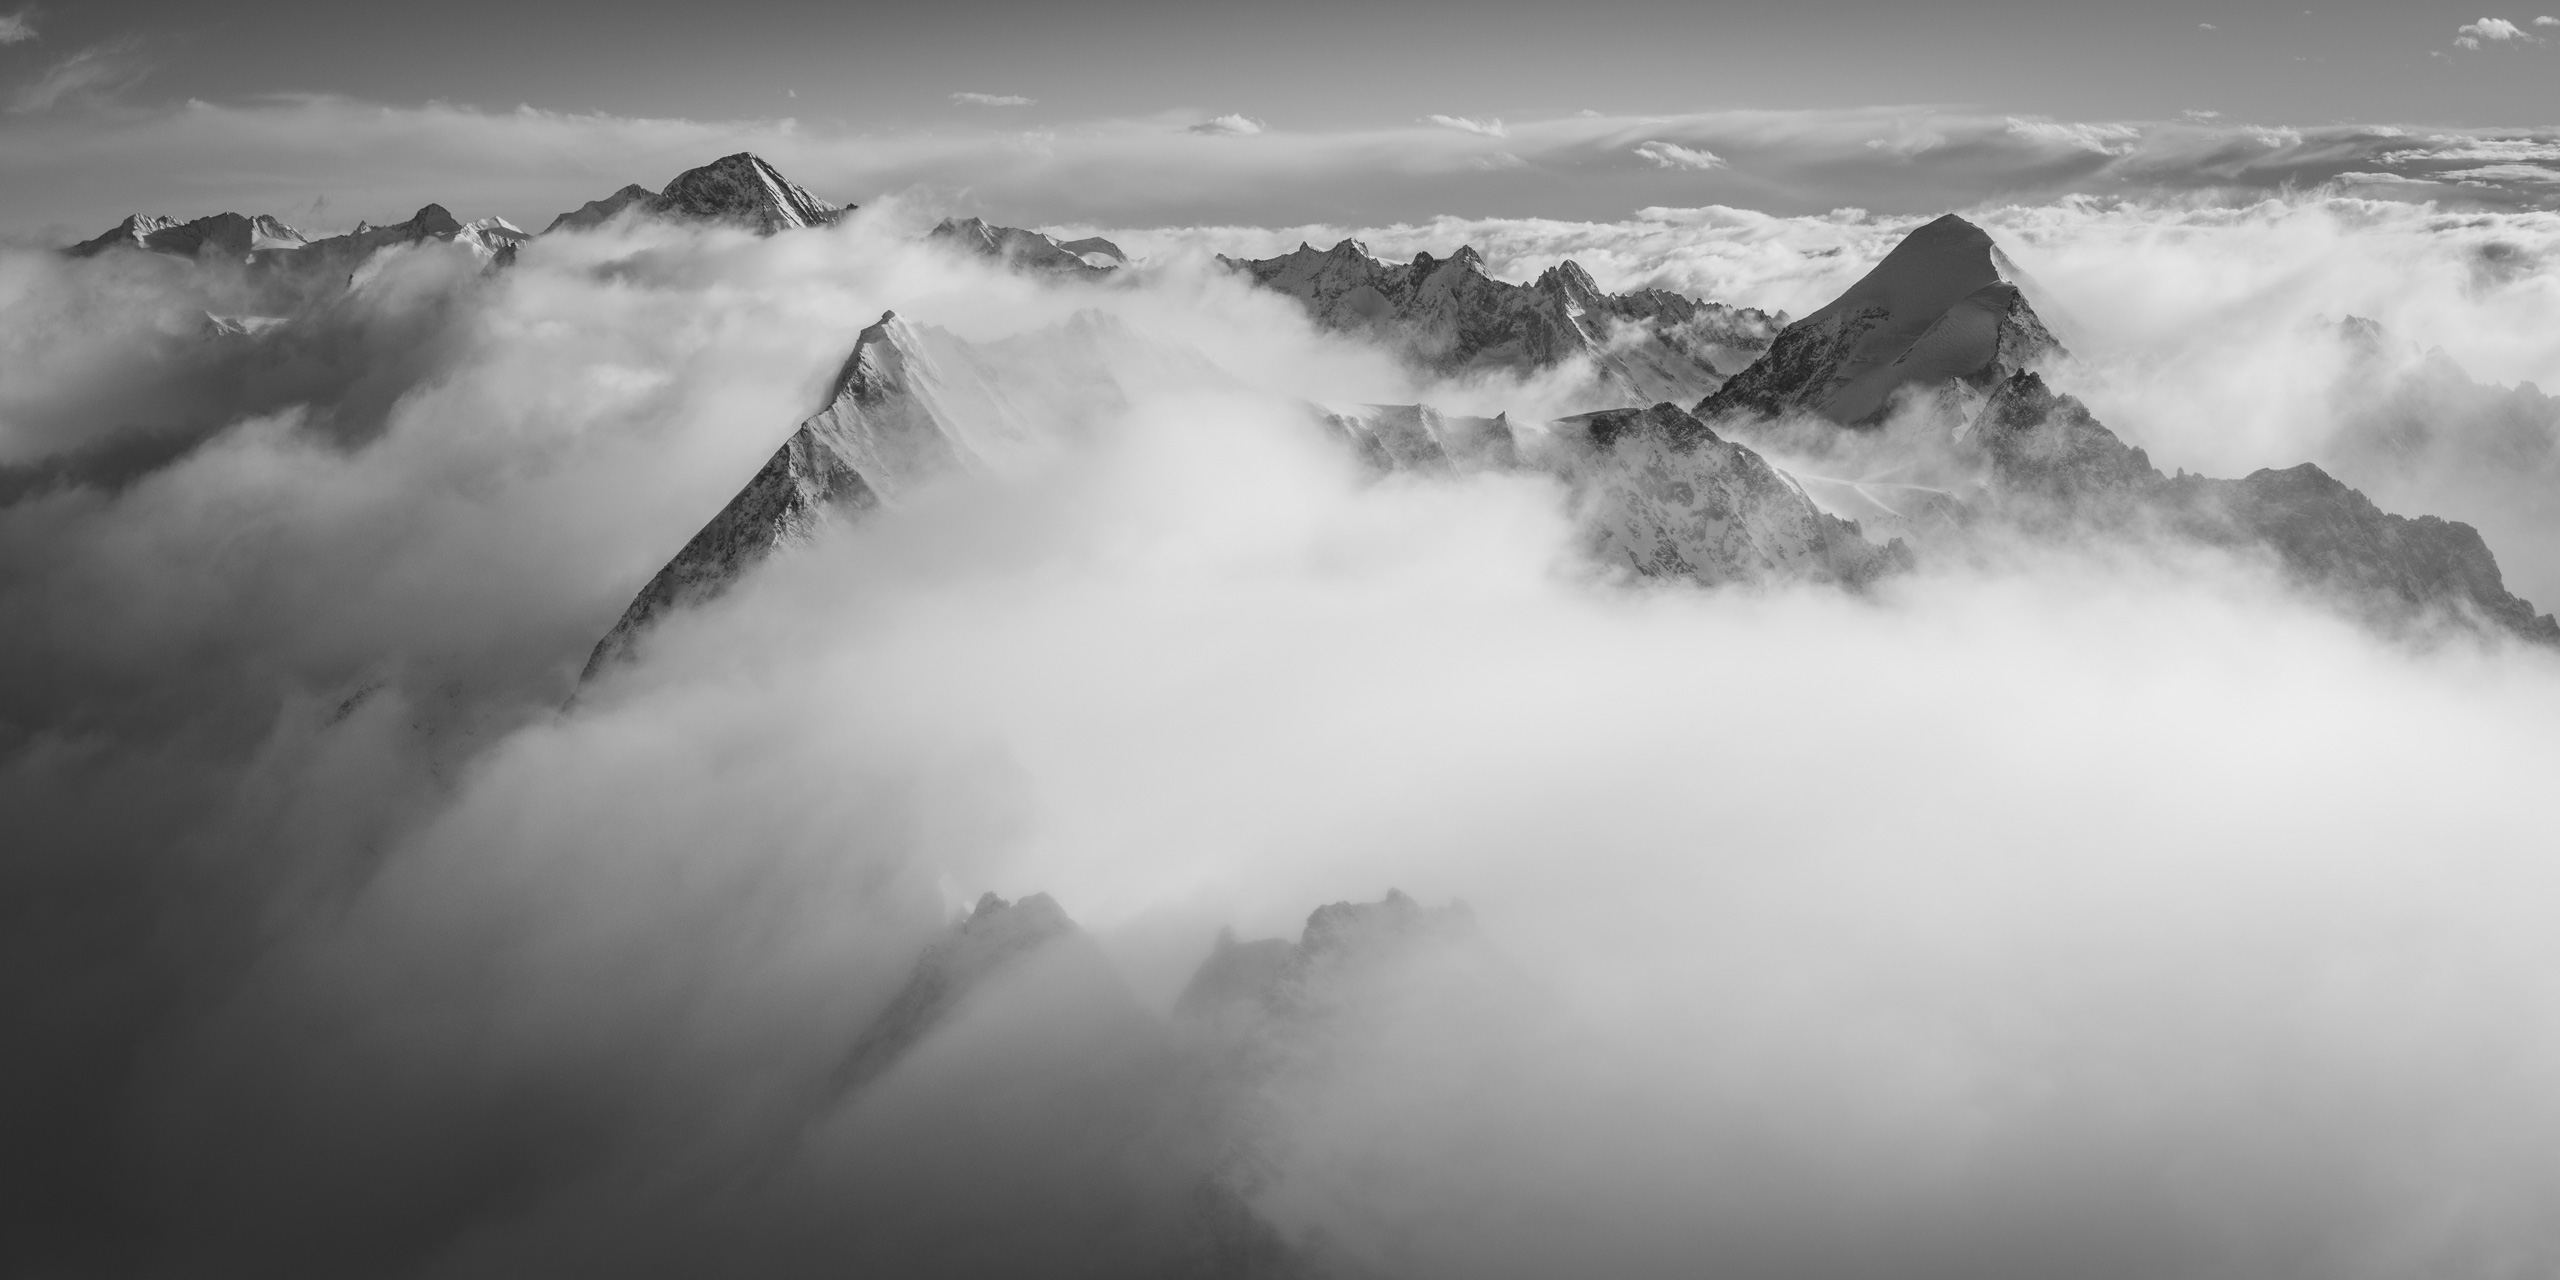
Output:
[0, 7, 36, 45]
[949, 92, 1034, 107]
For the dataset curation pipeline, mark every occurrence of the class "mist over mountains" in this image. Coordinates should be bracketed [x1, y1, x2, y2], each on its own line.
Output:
[12, 148, 2560, 1279]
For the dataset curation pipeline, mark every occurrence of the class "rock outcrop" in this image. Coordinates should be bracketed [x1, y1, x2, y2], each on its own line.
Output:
[1556, 402, 1910, 586]
[1971, 370, 2560, 642]
[1228, 239, 1780, 408]
[1699, 213, 2062, 426]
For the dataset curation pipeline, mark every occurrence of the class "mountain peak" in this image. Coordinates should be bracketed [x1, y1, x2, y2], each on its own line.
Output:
[646, 153, 845, 234]
[1698, 212, 2062, 426]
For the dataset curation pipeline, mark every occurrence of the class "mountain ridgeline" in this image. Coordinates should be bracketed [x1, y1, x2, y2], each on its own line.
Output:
[50, 153, 2557, 661]
[1224, 238, 1783, 406]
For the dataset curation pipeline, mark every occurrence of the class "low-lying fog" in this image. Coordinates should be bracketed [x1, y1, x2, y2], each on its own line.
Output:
[7, 196, 2560, 1278]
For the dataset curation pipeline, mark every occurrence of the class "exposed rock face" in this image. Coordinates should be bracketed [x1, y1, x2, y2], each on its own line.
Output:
[1972, 371, 2560, 642]
[582, 310, 1185, 677]
[538, 154, 846, 238]
[1227, 239, 1780, 408]
[1700, 213, 2062, 426]
[578, 310, 985, 678]
[67, 212, 309, 260]
[836, 892, 1080, 1094]
[646, 153, 844, 234]
[541, 184, 656, 234]
[929, 216, 1123, 275]
[1555, 402, 1910, 586]
[578, 420, 879, 680]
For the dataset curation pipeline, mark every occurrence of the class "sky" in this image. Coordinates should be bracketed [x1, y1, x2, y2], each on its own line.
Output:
[5, 0, 2560, 236]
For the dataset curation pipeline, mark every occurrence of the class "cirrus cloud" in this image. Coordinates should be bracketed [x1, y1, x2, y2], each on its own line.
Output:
[1425, 114, 1508, 138]
[950, 92, 1034, 107]
[1186, 113, 1263, 136]
[1631, 139, 1726, 171]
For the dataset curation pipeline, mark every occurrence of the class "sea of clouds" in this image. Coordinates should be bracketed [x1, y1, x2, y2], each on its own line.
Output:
[7, 192, 2560, 1277]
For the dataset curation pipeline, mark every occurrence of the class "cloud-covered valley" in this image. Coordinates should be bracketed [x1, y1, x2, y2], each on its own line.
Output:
[10, 184, 2560, 1279]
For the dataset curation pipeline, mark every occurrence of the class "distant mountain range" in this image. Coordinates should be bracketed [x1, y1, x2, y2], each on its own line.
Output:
[51, 151, 2558, 659]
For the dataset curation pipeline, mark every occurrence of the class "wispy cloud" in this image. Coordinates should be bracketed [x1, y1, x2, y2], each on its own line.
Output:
[0, 6, 37, 45]
[2005, 116, 2143, 156]
[2540, 14, 2560, 24]
[10, 38, 151, 113]
[1631, 140, 1725, 171]
[2455, 16, 2540, 48]
[1187, 113, 1263, 136]
[949, 92, 1034, 107]
[1424, 114, 1507, 138]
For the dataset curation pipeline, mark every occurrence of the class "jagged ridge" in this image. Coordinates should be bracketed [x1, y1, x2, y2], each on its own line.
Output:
[1227, 239, 1781, 408]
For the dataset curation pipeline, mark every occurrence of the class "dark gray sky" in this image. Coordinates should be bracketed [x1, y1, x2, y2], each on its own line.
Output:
[15, 0, 2550, 124]
[4, 0, 2558, 234]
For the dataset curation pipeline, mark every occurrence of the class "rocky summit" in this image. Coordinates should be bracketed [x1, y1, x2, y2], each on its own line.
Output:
[542, 153, 848, 237]
[1228, 239, 1782, 408]
[1700, 213, 2062, 426]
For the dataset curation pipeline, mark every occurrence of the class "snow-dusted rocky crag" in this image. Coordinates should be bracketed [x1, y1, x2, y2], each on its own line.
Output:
[1228, 239, 1781, 408]
[928, 216, 1127, 275]
[1698, 214, 2559, 642]
[1553, 402, 1909, 585]
[1970, 371, 2560, 640]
